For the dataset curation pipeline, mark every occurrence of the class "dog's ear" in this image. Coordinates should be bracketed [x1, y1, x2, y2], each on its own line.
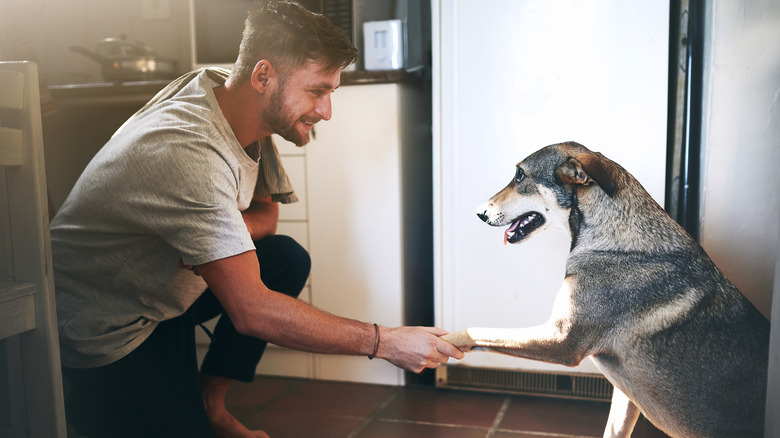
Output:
[555, 153, 616, 197]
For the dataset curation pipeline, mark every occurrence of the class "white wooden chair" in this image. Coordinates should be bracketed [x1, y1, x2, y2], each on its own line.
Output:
[0, 61, 66, 437]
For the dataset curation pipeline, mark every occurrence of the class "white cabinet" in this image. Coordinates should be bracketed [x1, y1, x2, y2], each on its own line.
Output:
[306, 83, 405, 385]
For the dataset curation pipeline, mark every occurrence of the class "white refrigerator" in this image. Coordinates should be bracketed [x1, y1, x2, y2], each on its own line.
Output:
[433, 0, 670, 386]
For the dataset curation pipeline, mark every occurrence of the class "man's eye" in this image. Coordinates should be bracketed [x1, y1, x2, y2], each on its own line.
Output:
[514, 167, 525, 184]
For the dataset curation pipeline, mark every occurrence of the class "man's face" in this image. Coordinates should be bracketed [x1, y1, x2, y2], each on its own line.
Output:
[263, 60, 341, 146]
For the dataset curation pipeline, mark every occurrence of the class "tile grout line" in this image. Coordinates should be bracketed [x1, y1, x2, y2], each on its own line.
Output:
[346, 386, 402, 438]
[485, 396, 512, 438]
[376, 417, 491, 430]
[231, 378, 306, 422]
[259, 379, 305, 410]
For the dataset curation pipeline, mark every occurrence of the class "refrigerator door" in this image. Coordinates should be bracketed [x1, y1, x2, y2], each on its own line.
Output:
[433, 0, 670, 374]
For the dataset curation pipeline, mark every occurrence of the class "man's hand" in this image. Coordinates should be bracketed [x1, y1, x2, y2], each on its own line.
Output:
[376, 326, 465, 373]
[242, 195, 279, 240]
[178, 260, 201, 276]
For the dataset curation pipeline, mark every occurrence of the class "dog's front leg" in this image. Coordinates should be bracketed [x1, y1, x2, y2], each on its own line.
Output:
[443, 280, 594, 366]
[442, 323, 588, 367]
[603, 387, 639, 438]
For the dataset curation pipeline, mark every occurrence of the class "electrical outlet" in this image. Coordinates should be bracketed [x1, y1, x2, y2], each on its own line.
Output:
[142, 0, 171, 20]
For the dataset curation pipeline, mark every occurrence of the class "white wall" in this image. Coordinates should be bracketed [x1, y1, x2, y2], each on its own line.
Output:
[699, 0, 780, 318]
[699, 3, 780, 432]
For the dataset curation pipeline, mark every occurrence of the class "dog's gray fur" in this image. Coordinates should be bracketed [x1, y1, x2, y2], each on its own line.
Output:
[443, 142, 769, 438]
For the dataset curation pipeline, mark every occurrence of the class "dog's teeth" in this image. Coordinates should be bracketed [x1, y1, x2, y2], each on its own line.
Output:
[520, 213, 539, 227]
[503, 213, 542, 245]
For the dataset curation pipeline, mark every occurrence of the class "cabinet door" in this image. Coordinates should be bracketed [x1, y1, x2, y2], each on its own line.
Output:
[306, 84, 405, 385]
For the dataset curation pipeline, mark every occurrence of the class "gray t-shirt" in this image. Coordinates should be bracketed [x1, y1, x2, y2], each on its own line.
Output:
[51, 70, 260, 368]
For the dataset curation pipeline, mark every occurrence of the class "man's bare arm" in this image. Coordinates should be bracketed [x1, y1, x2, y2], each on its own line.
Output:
[196, 250, 464, 372]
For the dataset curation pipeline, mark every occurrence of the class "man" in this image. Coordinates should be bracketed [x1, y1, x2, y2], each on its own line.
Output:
[51, 1, 463, 437]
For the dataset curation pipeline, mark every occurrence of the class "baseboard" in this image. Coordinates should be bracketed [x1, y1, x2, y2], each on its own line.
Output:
[436, 364, 613, 402]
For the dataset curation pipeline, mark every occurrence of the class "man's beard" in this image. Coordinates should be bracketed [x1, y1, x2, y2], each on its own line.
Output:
[263, 82, 311, 146]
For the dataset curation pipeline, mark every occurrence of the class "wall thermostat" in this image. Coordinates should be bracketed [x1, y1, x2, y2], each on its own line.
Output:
[363, 19, 404, 71]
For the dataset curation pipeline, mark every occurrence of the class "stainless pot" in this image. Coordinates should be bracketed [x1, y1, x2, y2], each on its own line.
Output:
[70, 38, 178, 82]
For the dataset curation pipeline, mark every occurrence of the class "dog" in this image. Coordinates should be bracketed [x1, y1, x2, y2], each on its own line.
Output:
[442, 142, 769, 438]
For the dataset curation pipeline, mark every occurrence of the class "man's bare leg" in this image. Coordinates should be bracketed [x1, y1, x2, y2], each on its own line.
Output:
[200, 373, 270, 438]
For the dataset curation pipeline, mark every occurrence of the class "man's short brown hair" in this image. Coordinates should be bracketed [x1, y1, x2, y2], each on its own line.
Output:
[230, 0, 358, 84]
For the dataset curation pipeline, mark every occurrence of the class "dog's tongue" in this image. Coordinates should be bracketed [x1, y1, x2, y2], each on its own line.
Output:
[503, 219, 522, 246]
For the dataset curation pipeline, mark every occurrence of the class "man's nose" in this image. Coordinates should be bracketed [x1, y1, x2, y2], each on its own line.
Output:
[316, 95, 332, 121]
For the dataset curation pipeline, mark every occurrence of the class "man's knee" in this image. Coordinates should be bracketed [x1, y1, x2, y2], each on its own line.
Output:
[259, 234, 311, 276]
[254, 235, 311, 296]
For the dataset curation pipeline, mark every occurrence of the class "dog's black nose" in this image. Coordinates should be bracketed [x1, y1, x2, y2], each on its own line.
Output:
[477, 211, 488, 222]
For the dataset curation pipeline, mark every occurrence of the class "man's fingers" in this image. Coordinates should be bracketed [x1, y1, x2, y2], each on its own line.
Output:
[418, 326, 449, 336]
[420, 326, 465, 359]
[437, 338, 465, 360]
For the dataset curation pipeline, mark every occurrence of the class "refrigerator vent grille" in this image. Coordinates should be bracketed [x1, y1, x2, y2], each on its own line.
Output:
[436, 365, 613, 402]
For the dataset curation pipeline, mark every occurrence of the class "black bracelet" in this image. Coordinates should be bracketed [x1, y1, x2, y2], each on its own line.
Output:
[368, 323, 380, 360]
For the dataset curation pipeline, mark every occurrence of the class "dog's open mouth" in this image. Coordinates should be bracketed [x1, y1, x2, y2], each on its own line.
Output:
[503, 212, 545, 245]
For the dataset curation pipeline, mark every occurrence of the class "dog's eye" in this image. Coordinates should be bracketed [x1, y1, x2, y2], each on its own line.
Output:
[514, 167, 526, 184]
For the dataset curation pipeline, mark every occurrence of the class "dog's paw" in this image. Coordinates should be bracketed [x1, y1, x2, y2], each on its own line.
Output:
[442, 330, 476, 352]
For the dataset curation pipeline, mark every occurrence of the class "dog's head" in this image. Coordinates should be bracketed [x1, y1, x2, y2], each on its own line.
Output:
[476, 142, 616, 245]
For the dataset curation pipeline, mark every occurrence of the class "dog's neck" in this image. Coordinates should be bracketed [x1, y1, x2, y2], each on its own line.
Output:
[569, 172, 692, 255]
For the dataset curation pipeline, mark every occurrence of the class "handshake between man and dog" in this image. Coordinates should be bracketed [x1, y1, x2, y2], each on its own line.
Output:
[443, 142, 769, 438]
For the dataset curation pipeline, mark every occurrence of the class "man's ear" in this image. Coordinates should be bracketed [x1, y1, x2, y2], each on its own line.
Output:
[250, 60, 274, 94]
[555, 153, 616, 197]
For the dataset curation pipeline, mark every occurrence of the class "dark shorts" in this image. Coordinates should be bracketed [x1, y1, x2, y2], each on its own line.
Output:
[63, 235, 311, 438]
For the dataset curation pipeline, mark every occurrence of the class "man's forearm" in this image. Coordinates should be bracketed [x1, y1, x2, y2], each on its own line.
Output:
[197, 251, 376, 356]
[197, 250, 464, 373]
[238, 290, 377, 356]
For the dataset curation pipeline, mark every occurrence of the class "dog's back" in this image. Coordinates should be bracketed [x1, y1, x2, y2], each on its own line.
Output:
[572, 250, 768, 437]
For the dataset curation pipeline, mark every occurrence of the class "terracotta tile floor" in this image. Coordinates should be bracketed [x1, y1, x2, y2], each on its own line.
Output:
[226, 376, 670, 438]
